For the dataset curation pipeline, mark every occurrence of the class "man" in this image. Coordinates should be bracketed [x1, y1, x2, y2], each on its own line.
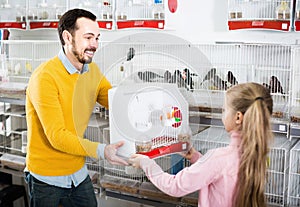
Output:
[25, 8, 127, 207]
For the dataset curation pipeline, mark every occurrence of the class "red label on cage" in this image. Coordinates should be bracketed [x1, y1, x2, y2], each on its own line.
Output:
[252, 21, 264, 27]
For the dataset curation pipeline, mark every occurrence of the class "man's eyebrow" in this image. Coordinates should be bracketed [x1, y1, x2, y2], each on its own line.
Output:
[83, 33, 100, 37]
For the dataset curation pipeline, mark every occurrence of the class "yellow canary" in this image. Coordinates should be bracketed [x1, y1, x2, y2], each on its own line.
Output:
[25, 62, 32, 73]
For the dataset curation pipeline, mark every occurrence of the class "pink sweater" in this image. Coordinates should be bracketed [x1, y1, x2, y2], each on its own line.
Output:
[140, 131, 241, 207]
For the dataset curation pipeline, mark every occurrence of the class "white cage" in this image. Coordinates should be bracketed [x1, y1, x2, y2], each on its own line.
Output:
[287, 140, 300, 207]
[290, 47, 300, 138]
[228, 0, 292, 20]
[96, 38, 293, 135]
[84, 111, 109, 183]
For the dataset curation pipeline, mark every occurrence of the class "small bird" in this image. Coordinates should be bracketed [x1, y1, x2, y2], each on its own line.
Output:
[183, 68, 194, 91]
[201, 68, 216, 85]
[170, 70, 186, 88]
[138, 71, 164, 82]
[126, 47, 135, 61]
[212, 74, 228, 90]
[227, 70, 238, 86]
[264, 76, 284, 94]
[163, 70, 172, 83]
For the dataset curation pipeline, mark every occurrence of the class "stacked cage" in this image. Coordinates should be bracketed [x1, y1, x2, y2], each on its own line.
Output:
[97, 41, 292, 129]
[265, 135, 293, 206]
[228, 0, 292, 21]
[0, 40, 60, 171]
[288, 140, 300, 206]
[290, 47, 300, 138]
[84, 104, 109, 187]
[96, 36, 293, 205]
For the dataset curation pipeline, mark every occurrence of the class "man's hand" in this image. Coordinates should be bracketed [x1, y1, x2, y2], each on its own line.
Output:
[104, 141, 128, 165]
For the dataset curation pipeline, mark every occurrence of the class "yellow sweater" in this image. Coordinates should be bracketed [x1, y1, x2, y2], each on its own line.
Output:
[26, 56, 111, 176]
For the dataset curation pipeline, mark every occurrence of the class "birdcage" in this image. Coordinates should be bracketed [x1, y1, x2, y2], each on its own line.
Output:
[0, 40, 60, 84]
[84, 111, 109, 183]
[290, 47, 300, 138]
[228, 0, 292, 21]
[287, 140, 300, 207]
[2, 104, 26, 155]
[265, 134, 293, 206]
[97, 37, 292, 136]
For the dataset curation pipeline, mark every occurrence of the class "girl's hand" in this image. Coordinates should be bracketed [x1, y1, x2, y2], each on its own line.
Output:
[181, 147, 197, 160]
[128, 154, 149, 168]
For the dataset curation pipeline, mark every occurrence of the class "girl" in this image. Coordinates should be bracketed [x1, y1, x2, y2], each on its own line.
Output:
[129, 82, 273, 207]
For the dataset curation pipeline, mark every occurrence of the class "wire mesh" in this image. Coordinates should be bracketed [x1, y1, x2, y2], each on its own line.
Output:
[96, 42, 292, 126]
[290, 47, 300, 138]
[228, 0, 292, 20]
[287, 140, 300, 206]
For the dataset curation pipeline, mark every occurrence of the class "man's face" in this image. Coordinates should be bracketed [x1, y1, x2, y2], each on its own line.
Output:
[65, 17, 100, 68]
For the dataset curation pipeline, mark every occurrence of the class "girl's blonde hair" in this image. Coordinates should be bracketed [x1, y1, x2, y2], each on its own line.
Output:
[226, 82, 273, 207]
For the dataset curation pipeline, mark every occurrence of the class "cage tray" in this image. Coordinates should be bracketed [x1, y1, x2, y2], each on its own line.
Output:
[139, 182, 180, 202]
[138, 141, 189, 159]
[0, 153, 26, 171]
[100, 175, 139, 195]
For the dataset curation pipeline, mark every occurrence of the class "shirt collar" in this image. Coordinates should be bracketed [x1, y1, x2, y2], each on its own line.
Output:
[58, 49, 89, 74]
[229, 131, 242, 147]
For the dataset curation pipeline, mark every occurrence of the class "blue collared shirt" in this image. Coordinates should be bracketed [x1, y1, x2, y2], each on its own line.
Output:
[29, 49, 106, 188]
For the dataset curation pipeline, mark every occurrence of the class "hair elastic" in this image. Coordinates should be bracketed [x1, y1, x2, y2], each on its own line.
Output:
[255, 97, 264, 101]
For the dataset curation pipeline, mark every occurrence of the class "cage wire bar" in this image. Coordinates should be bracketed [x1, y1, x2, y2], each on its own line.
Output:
[290, 47, 300, 138]
[84, 106, 109, 186]
[288, 140, 300, 206]
[1, 40, 300, 206]
[97, 42, 292, 130]
[228, 0, 293, 20]
[97, 42, 294, 207]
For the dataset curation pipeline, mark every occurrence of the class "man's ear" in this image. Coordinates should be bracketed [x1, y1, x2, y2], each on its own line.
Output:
[236, 111, 243, 124]
[62, 30, 72, 45]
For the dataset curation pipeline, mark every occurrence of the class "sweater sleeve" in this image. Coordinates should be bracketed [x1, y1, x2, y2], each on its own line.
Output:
[190, 151, 202, 164]
[139, 150, 219, 197]
[27, 71, 99, 158]
[96, 72, 112, 109]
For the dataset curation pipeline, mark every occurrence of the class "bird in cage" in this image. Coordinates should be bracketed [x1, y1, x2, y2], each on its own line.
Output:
[137, 71, 164, 82]
[263, 76, 285, 95]
[163, 70, 172, 83]
[200, 67, 216, 85]
[182, 68, 195, 91]
[126, 47, 135, 61]
[212, 73, 228, 90]
[227, 70, 238, 86]
[170, 70, 187, 88]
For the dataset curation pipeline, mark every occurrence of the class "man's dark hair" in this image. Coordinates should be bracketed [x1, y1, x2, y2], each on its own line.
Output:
[58, 9, 97, 46]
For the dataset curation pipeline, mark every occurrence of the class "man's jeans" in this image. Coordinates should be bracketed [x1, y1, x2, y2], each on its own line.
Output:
[25, 173, 97, 207]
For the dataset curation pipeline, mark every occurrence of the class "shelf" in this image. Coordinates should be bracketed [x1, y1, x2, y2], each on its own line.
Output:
[290, 124, 300, 137]
[97, 21, 113, 30]
[0, 22, 26, 29]
[189, 112, 290, 136]
[116, 20, 164, 29]
[0, 20, 162, 30]
[0, 98, 25, 106]
[29, 21, 59, 29]
[228, 20, 291, 31]
[295, 20, 300, 31]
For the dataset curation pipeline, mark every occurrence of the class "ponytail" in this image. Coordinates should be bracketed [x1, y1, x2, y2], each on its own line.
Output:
[227, 83, 273, 207]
